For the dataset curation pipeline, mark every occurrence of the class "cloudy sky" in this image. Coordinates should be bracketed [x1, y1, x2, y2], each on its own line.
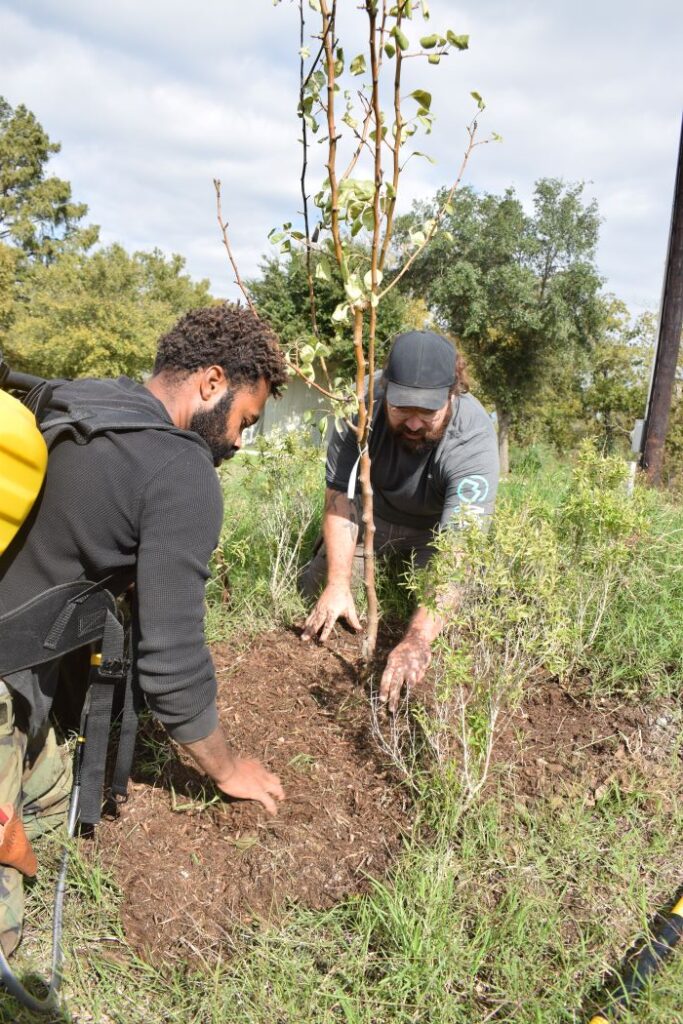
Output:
[2, 0, 681, 315]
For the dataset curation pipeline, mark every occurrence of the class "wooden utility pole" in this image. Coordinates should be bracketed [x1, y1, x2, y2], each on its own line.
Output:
[640, 114, 683, 485]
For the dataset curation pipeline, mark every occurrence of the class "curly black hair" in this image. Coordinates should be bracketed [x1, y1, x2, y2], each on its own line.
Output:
[153, 304, 288, 396]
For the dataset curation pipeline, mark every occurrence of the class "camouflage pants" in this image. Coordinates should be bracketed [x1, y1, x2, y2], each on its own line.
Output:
[0, 679, 72, 957]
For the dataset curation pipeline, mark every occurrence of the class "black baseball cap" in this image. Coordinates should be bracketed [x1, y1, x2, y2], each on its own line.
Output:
[384, 331, 456, 410]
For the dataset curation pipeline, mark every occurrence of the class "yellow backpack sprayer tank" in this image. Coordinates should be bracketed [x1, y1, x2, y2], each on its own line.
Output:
[0, 387, 48, 554]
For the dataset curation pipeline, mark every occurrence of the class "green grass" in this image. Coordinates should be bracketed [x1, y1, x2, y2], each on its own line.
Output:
[6, 785, 681, 1023]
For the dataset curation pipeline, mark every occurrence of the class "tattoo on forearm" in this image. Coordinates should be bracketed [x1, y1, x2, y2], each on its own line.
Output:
[326, 490, 359, 539]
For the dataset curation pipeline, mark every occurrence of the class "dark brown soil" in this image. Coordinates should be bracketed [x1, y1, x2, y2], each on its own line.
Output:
[94, 628, 682, 963]
[96, 628, 409, 961]
[491, 678, 681, 811]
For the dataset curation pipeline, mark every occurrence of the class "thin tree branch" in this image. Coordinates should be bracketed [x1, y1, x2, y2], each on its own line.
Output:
[320, 0, 344, 269]
[299, 0, 319, 340]
[378, 1, 404, 271]
[215, 178, 339, 406]
[377, 119, 481, 299]
[341, 1, 387, 182]
[213, 178, 257, 316]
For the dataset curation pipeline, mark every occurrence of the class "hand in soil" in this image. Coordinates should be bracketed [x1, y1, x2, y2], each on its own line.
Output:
[217, 757, 285, 816]
[379, 634, 432, 712]
[301, 583, 362, 643]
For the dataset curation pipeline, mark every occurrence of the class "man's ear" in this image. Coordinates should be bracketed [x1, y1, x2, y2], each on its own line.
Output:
[198, 365, 228, 402]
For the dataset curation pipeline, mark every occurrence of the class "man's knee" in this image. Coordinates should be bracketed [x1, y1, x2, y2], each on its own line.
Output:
[0, 864, 24, 958]
[22, 728, 72, 841]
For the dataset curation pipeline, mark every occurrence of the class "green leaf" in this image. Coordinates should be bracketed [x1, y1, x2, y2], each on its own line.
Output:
[391, 26, 410, 51]
[446, 30, 469, 50]
[299, 46, 311, 59]
[384, 42, 396, 58]
[427, 53, 441, 64]
[471, 90, 485, 110]
[331, 302, 350, 323]
[410, 89, 432, 110]
[315, 258, 331, 282]
[420, 0, 430, 19]
[342, 111, 359, 131]
[412, 150, 436, 163]
[363, 269, 383, 289]
[344, 274, 364, 302]
[350, 54, 366, 75]
[362, 208, 376, 232]
[419, 34, 438, 48]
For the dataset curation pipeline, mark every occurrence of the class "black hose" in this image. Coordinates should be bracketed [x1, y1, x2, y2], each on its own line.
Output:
[585, 893, 683, 1023]
[0, 727, 86, 1013]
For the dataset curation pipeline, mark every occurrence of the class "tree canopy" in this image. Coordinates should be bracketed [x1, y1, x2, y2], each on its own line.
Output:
[397, 179, 604, 471]
[0, 97, 213, 380]
[0, 96, 98, 264]
[6, 244, 212, 379]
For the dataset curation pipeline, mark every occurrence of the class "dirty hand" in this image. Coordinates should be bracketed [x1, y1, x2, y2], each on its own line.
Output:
[217, 757, 285, 816]
[301, 583, 362, 642]
[379, 634, 432, 713]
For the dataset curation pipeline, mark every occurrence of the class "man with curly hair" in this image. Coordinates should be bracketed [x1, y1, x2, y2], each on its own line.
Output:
[0, 305, 287, 958]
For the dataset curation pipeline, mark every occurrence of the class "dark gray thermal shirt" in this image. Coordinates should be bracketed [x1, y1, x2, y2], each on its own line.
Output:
[327, 377, 500, 530]
[0, 377, 223, 742]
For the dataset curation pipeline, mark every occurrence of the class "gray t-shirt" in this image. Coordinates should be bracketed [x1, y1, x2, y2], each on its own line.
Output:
[326, 376, 500, 530]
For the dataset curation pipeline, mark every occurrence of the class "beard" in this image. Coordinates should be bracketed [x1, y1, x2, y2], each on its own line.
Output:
[189, 390, 238, 467]
[388, 409, 451, 455]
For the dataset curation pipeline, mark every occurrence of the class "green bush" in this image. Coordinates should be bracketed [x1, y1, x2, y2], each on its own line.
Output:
[424, 441, 683, 706]
[206, 429, 325, 639]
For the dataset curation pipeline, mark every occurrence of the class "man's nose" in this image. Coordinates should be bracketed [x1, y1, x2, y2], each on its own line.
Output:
[405, 415, 424, 432]
[233, 432, 242, 450]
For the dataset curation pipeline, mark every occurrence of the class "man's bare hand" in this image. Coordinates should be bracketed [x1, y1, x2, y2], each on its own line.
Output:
[216, 757, 285, 816]
[301, 583, 362, 642]
[379, 633, 432, 713]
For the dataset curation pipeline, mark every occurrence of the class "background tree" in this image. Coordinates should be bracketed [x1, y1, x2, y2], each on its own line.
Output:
[248, 249, 427, 377]
[515, 299, 653, 456]
[581, 299, 651, 453]
[5, 244, 212, 379]
[0, 96, 98, 265]
[398, 179, 603, 472]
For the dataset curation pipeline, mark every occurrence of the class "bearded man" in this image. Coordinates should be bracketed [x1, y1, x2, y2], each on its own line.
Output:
[0, 305, 286, 958]
[301, 330, 499, 710]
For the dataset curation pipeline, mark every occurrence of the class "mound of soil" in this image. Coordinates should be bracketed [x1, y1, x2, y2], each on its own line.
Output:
[96, 629, 409, 961]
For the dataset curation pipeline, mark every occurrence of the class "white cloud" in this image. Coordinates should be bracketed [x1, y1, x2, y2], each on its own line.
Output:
[1, 0, 681, 311]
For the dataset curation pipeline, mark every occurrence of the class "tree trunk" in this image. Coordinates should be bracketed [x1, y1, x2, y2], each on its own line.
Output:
[496, 406, 511, 475]
[352, 308, 378, 661]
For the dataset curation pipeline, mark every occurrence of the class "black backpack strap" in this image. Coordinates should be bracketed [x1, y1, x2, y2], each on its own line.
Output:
[77, 609, 128, 826]
[110, 657, 140, 803]
[0, 581, 118, 676]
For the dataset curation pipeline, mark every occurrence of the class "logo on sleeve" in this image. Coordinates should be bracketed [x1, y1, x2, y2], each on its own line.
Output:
[456, 475, 489, 504]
